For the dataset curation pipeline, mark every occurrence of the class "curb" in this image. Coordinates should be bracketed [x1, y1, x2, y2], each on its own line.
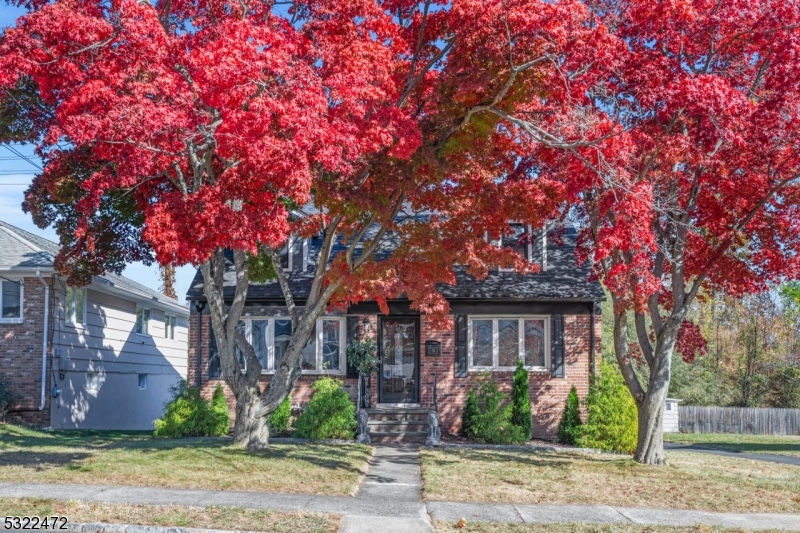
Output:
[65, 524, 260, 533]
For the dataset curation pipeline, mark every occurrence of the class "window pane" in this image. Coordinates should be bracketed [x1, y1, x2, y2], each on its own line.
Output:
[135, 306, 143, 334]
[165, 315, 170, 338]
[498, 319, 519, 367]
[235, 320, 246, 369]
[66, 287, 75, 323]
[301, 322, 317, 370]
[274, 319, 292, 370]
[471, 319, 493, 367]
[209, 328, 221, 378]
[504, 224, 528, 260]
[252, 320, 268, 370]
[1, 281, 21, 319]
[279, 242, 290, 269]
[75, 288, 84, 325]
[291, 237, 304, 272]
[321, 319, 340, 371]
[524, 319, 546, 367]
[143, 308, 150, 335]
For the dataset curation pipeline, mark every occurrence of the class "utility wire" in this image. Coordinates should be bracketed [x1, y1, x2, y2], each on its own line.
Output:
[2, 144, 42, 170]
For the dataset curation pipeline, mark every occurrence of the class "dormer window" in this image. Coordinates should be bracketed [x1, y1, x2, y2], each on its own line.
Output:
[486, 222, 547, 271]
[278, 236, 309, 272]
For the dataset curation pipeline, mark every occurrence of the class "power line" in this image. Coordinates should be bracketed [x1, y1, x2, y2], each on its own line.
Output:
[2, 145, 42, 170]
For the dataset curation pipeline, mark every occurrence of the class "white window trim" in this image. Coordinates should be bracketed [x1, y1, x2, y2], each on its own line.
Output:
[65, 286, 87, 327]
[0, 279, 24, 324]
[138, 373, 148, 389]
[135, 305, 151, 336]
[239, 316, 345, 375]
[468, 315, 550, 371]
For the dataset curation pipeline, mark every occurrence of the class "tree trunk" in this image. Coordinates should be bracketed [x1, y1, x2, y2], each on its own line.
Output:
[233, 394, 270, 450]
[634, 386, 667, 465]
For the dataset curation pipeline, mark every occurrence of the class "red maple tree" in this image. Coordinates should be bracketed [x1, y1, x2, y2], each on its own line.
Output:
[2, 0, 612, 448]
[535, 0, 800, 463]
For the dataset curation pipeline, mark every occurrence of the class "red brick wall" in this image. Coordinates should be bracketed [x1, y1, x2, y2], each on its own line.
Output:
[192, 310, 600, 440]
[1, 277, 52, 426]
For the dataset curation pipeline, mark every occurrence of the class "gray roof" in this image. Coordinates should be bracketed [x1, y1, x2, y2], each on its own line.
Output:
[0, 220, 184, 310]
[185, 225, 604, 303]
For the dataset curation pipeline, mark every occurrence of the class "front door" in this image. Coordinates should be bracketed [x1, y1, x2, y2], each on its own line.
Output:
[379, 317, 419, 404]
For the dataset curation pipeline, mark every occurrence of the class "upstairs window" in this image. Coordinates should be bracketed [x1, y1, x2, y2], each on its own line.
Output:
[66, 286, 86, 326]
[0, 280, 22, 322]
[487, 223, 534, 270]
[135, 306, 151, 336]
[164, 314, 176, 339]
[277, 236, 308, 273]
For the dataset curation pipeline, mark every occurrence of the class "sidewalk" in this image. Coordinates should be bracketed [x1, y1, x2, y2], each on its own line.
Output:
[2, 445, 800, 532]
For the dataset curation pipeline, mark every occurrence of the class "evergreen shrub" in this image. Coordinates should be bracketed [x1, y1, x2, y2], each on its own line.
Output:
[557, 385, 582, 445]
[269, 396, 292, 435]
[0, 372, 19, 422]
[154, 381, 230, 438]
[578, 361, 638, 453]
[294, 378, 356, 440]
[460, 389, 479, 437]
[462, 375, 526, 444]
[510, 360, 533, 440]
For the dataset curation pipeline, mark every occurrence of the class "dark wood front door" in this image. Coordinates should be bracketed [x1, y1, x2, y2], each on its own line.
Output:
[378, 317, 419, 404]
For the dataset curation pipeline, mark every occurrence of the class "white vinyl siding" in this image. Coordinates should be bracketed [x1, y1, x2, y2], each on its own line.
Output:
[468, 316, 549, 370]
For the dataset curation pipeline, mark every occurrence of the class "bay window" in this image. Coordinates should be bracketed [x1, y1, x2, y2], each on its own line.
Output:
[237, 316, 344, 373]
[469, 316, 549, 370]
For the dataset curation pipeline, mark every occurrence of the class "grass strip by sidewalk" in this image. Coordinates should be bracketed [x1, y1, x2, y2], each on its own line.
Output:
[421, 448, 800, 513]
[433, 521, 784, 533]
[1, 497, 339, 533]
[664, 433, 800, 458]
[0, 425, 371, 496]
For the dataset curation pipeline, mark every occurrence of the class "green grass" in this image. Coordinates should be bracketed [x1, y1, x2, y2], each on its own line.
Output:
[1, 498, 339, 533]
[421, 448, 800, 513]
[0, 424, 371, 496]
[664, 433, 800, 457]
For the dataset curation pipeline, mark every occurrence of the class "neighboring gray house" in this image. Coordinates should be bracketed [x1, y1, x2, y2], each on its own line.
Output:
[0, 220, 189, 430]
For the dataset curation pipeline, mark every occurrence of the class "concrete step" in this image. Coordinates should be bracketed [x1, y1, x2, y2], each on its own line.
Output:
[368, 421, 428, 432]
[370, 431, 428, 444]
[366, 410, 429, 422]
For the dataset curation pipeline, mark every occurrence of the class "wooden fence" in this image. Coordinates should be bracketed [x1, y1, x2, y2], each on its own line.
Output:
[679, 406, 800, 435]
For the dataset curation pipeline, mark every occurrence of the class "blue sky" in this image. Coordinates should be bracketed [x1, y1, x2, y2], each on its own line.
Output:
[0, 4, 195, 304]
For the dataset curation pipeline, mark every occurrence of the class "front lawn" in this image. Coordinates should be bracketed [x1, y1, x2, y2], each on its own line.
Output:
[664, 433, 800, 458]
[421, 448, 800, 513]
[0, 425, 371, 496]
[1, 498, 338, 533]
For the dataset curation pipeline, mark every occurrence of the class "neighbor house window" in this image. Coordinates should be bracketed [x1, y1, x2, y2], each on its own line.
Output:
[469, 316, 549, 370]
[135, 306, 151, 335]
[65, 286, 85, 326]
[164, 314, 176, 339]
[277, 236, 309, 272]
[138, 374, 148, 389]
[236, 316, 344, 373]
[0, 279, 22, 322]
[85, 372, 99, 391]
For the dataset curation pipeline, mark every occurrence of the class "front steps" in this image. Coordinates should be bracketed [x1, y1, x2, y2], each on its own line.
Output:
[366, 407, 429, 444]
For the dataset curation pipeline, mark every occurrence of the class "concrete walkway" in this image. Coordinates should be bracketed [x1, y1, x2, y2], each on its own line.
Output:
[665, 443, 800, 466]
[2, 444, 800, 532]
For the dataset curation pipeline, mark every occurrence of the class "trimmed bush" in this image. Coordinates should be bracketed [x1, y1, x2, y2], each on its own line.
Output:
[0, 372, 20, 422]
[557, 385, 582, 445]
[460, 389, 479, 437]
[510, 360, 532, 440]
[269, 396, 292, 435]
[294, 378, 356, 440]
[463, 375, 526, 445]
[578, 361, 638, 453]
[154, 381, 230, 438]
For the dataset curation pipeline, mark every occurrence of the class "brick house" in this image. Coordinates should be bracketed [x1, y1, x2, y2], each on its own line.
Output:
[0, 221, 189, 430]
[186, 220, 603, 441]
